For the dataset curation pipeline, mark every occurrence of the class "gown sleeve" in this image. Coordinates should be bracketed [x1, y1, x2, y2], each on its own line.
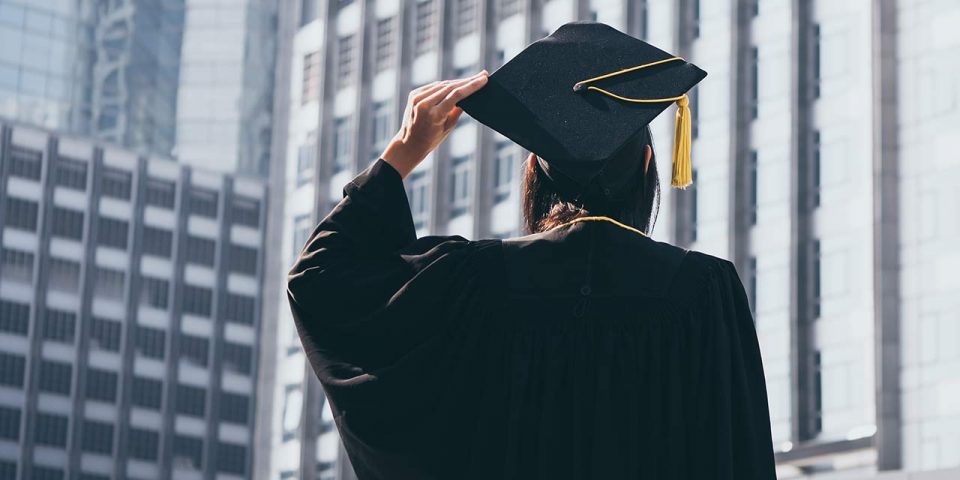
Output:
[286, 158, 488, 374]
[690, 257, 777, 478]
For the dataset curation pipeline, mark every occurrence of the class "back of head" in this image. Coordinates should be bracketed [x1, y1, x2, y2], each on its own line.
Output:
[521, 125, 661, 236]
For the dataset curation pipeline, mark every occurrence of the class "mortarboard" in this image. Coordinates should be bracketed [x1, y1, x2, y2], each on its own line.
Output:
[458, 21, 707, 198]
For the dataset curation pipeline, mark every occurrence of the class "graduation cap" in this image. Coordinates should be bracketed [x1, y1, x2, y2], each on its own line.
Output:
[458, 22, 707, 198]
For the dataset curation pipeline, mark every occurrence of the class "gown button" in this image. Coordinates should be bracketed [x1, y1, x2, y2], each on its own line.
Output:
[580, 285, 591, 296]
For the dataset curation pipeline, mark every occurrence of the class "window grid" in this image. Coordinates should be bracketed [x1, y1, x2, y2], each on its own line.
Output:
[175, 384, 207, 417]
[85, 368, 118, 403]
[0, 353, 26, 387]
[48, 257, 81, 292]
[183, 285, 214, 317]
[54, 156, 87, 190]
[8, 146, 42, 180]
[50, 207, 84, 240]
[135, 326, 166, 359]
[80, 420, 114, 454]
[34, 413, 68, 447]
[374, 17, 396, 72]
[90, 317, 122, 351]
[189, 188, 219, 218]
[0, 300, 30, 335]
[38, 360, 72, 395]
[336, 35, 356, 90]
[100, 168, 132, 200]
[449, 155, 473, 217]
[231, 198, 260, 228]
[131, 377, 163, 409]
[414, 0, 438, 56]
[224, 293, 256, 325]
[96, 216, 129, 249]
[93, 267, 125, 300]
[0, 247, 34, 284]
[302, 51, 322, 103]
[455, 0, 477, 38]
[180, 335, 209, 367]
[145, 178, 176, 209]
[4, 197, 39, 231]
[140, 276, 170, 309]
[333, 117, 353, 173]
[142, 226, 173, 257]
[42, 309, 76, 343]
[222, 343, 253, 375]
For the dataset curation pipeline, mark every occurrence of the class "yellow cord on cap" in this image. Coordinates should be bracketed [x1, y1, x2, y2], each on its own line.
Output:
[573, 56, 694, 189]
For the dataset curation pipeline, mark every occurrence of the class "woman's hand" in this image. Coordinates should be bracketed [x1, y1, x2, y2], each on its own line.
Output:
[381, 71, 488, 179]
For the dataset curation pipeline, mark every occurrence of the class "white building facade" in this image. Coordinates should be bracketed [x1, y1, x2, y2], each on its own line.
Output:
[268, 1, 960, 479]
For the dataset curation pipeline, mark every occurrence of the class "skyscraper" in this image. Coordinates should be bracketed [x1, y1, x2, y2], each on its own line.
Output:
[0, 121, 267, 479]
[272, 1, 960, 479]
[0, 0, 186, 159]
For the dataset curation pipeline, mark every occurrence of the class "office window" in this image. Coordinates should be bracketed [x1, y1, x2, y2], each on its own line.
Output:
[131, 377, 163, 409]
[4, 197, 39, 231]
[48, 258, 81, 292]
[145, 179, 176, 209]
[371, 102, 393, 160]
[0, 461, 14, 480]
[0, 300, 29, 335]
[414, 0, 438, 56]
[336, 34, 356, 90]
[455, 0, 477, 38]
[450, 155, 472, 217]
[222, 343, 253, 375]
[748, 150, 758, 225]
[302, 51, 322, 103]
[128, 428, 159, 461]
[80, 420, 114, 454]
[0, 248, 34, 283]
[96, 216, 129, 249]
[300, 0, 320, 26]
[50, 207, 84, 240]
[54, 156, 87, 190]
[292, 214, 313, 260]
[749, 46, 759, 119]
[100, 168, 132, 200]
[0, 353, 26, 387]
[33, 466, 64, 480]
[216, 442, 247, 475]
[183, 285, 213, 317]
[189, 188, 219, 218]
[34, 413, 68, 447]
[135, 326, 166, 359]
[38, 360, 72, 395]
[173, 434, 204, 470]
[690, 0, 700, 39]
[142, 226, 173, 257]
[219, 392, 249, 424]
[690, 87, 700, 139]
[85, 368, 118, 403]
[8, 146, 42, 180]
[498, 0, 522, 20]
[176, 384, 206, 417]
[42, 309, 76, 343]
[231, 198, 260, 228]
[812, 349, 824, 434]
[180, 335, 209, 367]
[333, 117, 353, 173]
[0, 406, 20, 441]
[223, 293, 255, 325]
[494, 143, 518, 202]
[228, 244, 258, 275]
[90, 318, 121, 351]
[812, 23, 821, 99]
[374, 17, 396, 72]
[407, 171, 429, 230]
[297, 134, 317, 187]
[812, 130, 821, 208]
[93, 267, 125, 300]
[185, 236, 216, 266]
[812, 239, 821, 319]
[140, 277, 170, 309]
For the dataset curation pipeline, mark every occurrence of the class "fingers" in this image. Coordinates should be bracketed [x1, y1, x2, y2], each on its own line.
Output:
[409, 80, 450, 104]
[437, 72, 487, 112]
[443, 106, 463, 130]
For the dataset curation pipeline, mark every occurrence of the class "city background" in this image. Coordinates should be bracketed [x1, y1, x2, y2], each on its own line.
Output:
[0, 0, 956, 479]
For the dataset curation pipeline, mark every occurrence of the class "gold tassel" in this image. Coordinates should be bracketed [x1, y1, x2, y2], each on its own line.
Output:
[671, 94, 693, 189]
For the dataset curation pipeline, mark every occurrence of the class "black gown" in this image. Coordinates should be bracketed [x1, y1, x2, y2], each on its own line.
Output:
[287, 159, 777, 480]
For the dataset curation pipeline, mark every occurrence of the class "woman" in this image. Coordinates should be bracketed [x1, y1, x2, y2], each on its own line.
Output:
[288, 22, 776, 480]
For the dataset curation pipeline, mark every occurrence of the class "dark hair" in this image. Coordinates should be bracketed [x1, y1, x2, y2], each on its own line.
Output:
[521, 126, 660, 235]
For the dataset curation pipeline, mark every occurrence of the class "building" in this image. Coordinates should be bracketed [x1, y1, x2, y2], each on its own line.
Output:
[0, 121, 268, 479]
[0, 0, 186, 159]
[174, 0, 279, 178]
[271, 0, 959, 479]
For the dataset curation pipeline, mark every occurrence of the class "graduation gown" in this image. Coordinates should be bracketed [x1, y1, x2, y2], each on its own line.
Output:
[287, 159, 777, 480]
